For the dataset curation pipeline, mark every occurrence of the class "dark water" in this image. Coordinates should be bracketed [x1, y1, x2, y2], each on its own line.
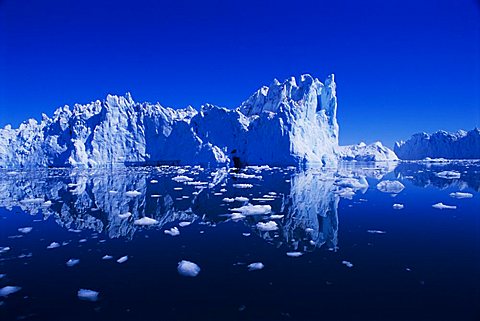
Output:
[0, 162, 479, 321]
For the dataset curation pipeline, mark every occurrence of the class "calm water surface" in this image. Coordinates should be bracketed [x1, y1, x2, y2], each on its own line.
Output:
[0, 162, 479, 321]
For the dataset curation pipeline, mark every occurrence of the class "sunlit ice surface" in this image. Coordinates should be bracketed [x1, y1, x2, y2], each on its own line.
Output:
[0, 161, 479, 320]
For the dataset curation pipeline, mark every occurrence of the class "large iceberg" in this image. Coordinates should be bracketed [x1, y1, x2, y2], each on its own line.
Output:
[394, 129, 480, 160]
[0, 74, 339, 168]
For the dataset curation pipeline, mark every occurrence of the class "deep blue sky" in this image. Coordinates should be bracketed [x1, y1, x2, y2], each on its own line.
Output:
[0, 0, 479, 146]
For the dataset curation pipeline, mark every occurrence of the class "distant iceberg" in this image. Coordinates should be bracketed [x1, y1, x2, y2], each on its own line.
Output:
[394, 128, 480, 160]
[338, 142, 398, 162]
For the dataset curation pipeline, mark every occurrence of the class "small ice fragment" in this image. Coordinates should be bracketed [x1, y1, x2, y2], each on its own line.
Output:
[173, 187, 183, 191]
[222, 198, 235, 203]
[150, 179, 158, 183]
[179, 221, 192, 227]
[102, 255, 113, 260]
[47, 242, 60, 249]
[172, 175, 193, 183]
[0, 286, 21, 297]
[125, 190, 142, 197]
[117, 256, 128, 264]
[234, 196, 249, 202]
[270, 214, 284, 220]
[164, 227, 180, 236]
[435, 171, 461, 179]
[305, 228, 314, 233]
[242, 233, 251, 236]
[230, 213, 246, 220]
[449, 192, 473, 199]
[367, 230, 386, 234]
[233, 184, 253, 189]
[393, 203, 404, 209]
[220, 188, 227, 193]
[43, 200, 52, 207]
[230, 204, 271, 215]
[79, 239, 87, 243]
[432, 202, 457, 210]
[286, 252, 303, 257]
[256, 221, 278, 231]
[77, 289, 99, 302]
[177, 260, 201, 277]
[18, 227, 32, 234]
[109, 190, 118, 194]
[247, 262, 264, 271]
[118, 212, 132, 219]
[342, 260, 354, 268]
[376, 180, 405, 194]
[66, 259, 80, 267]
[134, 217, 159, 226]
[268, 192, 277, 196]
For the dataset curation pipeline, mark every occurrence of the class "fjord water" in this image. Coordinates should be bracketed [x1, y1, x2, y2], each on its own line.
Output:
[0, 162, 479, 321]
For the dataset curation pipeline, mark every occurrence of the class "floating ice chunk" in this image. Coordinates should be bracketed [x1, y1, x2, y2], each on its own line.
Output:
[233, 184, 253, 189]
[305, 228, 314, 233]
[242, 233, 251, 236]
[0, 286, 21, 297]
[77, 289, 99, 302]
[0, 247, 10, 254]
[367, 230, 386, 234]
[256, 221, 278, 231]
[43, 200, 52, 207]
[18, 227, 32, 234]
[268, 192, 277, 196]
[342, 261, 354, 268]
[432, 202, 457, 210]
[270, 214, 284, 220]
[435, 171, 461, 179]
[118, 212, 132, 219]
[20, 198, 44, 204]
[335, 176, 368, 189]
[179, 221, 192, 227]
[102, 255, 113, 260]
[286, 252, 303, 257]
[230, 204, 271, 215]
[109, 190, 118, 194]
[134, 217, 159, 226]
[173, 187, 183, 191]
[150, 179, 158, 183]
[66, 258, 80, 267]
[117, 256, 128, 263]
[230, 213, 246, 220]
[177, 260, 201, 277]
[164, 227, 180, 236]
[220, 188, 227, 193]
[234, 196, 249, 202]
[449, 192, 473, 199]
[172, 175, 193, 183]
[222, 198, 235, 203]
[334, 187, 355, 199]
[376, 180, 405, 194]
[125, 190, 141, 197]
[47, 242, 60, 249]
[252, 197, 275, 202]
[151, 194, 161, 198]
[393, 203, 404, 209]
[247, 262, 264, 271]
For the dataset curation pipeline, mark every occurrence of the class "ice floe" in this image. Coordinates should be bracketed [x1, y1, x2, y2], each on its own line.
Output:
[18, 227, 32, 234]
[286, 252, 303, 257]
[233, 184, 253, 189]
[449, 192, 473, 199]
[177, 260, 201, 277]
[172, 175, 193, 183]
[164, 227, 180, 236]
[0, 286, 21, 297]
[342, 261, 354, 268]
[179, 221, 192, 227]
[222, 198, 235, 203]
[133, 217, 159, 226]
[393, 203, 404, 209]
[77, 289, 99, 301]
[256, 221, 278, 231]
[376, 180, 405, 194]
[230, 204, 272, 215]
[367, 230, 386, 234]
[118, 212, 132, 219]
[66, 259, 80, 267]
[102, 255, 113, 260]
[234, 196, 249, 202]
[435, 171, 461, 179]
[125, 190, 142, 197]
[247, 262, 264, 271]
[117, 256, 128, 263]
[432, 202, 457, 210]
[47, 242, 60, 249]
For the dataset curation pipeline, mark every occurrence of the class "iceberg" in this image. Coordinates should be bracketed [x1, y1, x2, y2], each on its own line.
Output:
[177, 260, 201, 277]
[394, 128, 480, 160]
[338, 142, 398, 161]
[376, 180, 405, 194]
[0, 74, 339, 168]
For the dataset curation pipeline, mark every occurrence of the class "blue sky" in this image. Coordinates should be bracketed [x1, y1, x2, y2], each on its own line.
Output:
[0, 0, 478, 146]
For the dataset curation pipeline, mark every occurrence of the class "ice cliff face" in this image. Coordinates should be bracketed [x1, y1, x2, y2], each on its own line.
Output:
[394, 129, 480, 160]
[338, 142, 398, 161]
[0, 74, 339, 168]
